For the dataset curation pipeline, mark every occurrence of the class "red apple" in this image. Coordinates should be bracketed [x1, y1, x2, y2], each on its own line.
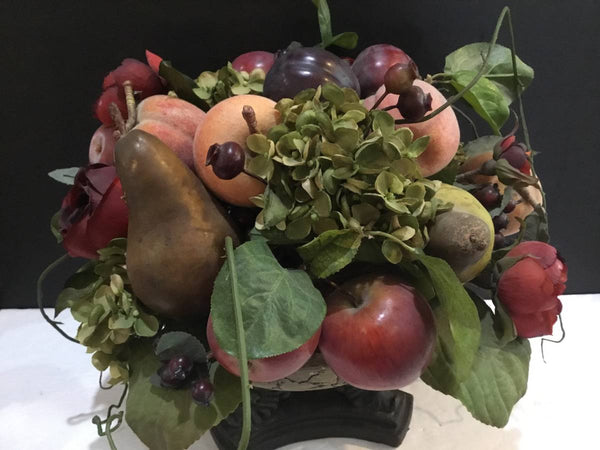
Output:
[206, 317, 321, 382]
[89, 125, 117, 164]
[231, 51, 275, 74]
[319, 274, 436, 390]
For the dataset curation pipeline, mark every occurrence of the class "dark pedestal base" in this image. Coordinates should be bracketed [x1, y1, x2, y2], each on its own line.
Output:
[210, 386, 413, 449]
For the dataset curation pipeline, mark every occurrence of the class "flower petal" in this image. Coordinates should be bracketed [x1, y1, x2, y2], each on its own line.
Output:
[61, 215, 98, 259]
[86, 178, 128, 251]
[511, 304, 560, 338]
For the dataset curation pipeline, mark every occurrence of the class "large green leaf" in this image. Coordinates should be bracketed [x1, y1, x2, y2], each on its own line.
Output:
[211, 239, 326, 359]
[416, 255, 481, 386]
[297, 229, 362, 278]
[444, 42, 534, 103]
[450, 70, 510, 134]
[125, 341, 241, 450]
[425, 298, 530, 427]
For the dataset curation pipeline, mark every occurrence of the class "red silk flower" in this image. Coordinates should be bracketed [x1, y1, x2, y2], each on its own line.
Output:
[59, 164, 128, 259]
[497, 241, 567, 338]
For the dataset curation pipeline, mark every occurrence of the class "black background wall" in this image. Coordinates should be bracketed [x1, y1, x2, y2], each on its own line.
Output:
[1, 0, 598, 308]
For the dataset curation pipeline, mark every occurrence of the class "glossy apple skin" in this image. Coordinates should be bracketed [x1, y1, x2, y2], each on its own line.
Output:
[352, 44, 413, 97]
[231, 51, 275, 74]
[319, 274, 436, 390]
[89, 125, 116, 164]
[207, 318, 321, 382]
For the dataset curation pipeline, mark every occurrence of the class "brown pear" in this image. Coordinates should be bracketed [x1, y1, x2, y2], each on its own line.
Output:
[115, 130, 239, 319]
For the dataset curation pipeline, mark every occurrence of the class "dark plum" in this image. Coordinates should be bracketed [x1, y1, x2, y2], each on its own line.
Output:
[231, 51, 275, 74]
[352, 44, 414, 97]
[263, 46, 360, 101]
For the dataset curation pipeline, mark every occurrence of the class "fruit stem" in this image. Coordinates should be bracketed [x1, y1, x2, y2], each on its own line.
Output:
[123, 81, 137, 132]
[368, 231, 417, 254]
[225, 236, 252, 450]
[242, 169, 267, 185]
[452, 105, 480, 138]
[242, 105, 259, 135]
[37, 253, 79, 343]
[395, 6, 510, 126]
[109, 103, 126, 137]
[369, 89, 389, 110]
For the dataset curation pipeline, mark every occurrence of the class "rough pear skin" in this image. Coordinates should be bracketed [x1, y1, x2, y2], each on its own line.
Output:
[115, 130, 239, 319]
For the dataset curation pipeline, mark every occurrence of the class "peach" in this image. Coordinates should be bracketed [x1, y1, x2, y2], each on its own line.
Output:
[363, 80, 460, 177]
[193, 95, 279, 207]
[89, 125, 117, 164]
[459, 151, 543, 236]
[133, 95, 206, 169]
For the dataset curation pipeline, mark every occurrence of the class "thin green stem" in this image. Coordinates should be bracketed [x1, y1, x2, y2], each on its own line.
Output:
[452, 105, 480, 138]
[395, 7, 510, 126]
[368, 231, 416, 254]
[37, 253, 79, 343]
[225, 236, 251, 450]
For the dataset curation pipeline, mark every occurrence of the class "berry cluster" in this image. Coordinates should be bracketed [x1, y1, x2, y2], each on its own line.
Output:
[156, 354, 214, 406]
[383, 61, 432, 121]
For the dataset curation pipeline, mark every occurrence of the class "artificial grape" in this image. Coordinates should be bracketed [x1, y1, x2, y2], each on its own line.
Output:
[158, 365, 182, 389]
[473, 184, 501, 208]
[500, 143, 530, 173]
[352, 44, 414, 97]
[503, 200, 518, 213]
[232, 51, 275, 74]
[168, 355, 194, 381]
[383, 61, 419, 95]
[191, 378, 215, 406]
[493, 213, 510, 232]
[480, 159, 497, 176]
[396, 85, 432, 121]
[263, 46, 360, 101]
[494, 233, 506, 249]
[205, 141, 246, 180]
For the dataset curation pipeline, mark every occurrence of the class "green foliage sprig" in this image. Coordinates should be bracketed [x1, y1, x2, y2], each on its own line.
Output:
[193, 63, 265, 108]
[55, 238, 160, 385]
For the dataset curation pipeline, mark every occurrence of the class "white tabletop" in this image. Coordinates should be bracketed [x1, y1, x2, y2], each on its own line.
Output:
[1, 294, 599, 450]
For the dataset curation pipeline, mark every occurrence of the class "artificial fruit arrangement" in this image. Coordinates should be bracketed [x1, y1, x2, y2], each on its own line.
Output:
[40, 2, 567, 449]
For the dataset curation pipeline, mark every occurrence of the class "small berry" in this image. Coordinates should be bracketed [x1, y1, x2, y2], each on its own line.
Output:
[158, 365, 182, 389]
[168, 355, 193, 381]
[493, 213, 510, 232]
[383, 61, 419, 95]
[397, 85, 432, 121]
[503, 200, 518, 214]
[473, 184, 501, 209]
[206, 142, 246, 180]
[191, 379, 215, 406]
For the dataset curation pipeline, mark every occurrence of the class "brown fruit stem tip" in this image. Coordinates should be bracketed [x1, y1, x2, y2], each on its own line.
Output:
[242, 105, 259, 135]
[108, 80, 137, 139]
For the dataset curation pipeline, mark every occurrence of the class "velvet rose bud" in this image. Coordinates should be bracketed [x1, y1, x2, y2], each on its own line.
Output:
[497, 241, 567, 338]
[59, 164, 128, 259]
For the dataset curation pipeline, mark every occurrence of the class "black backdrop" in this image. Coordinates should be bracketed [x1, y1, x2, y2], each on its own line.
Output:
[1, 0, 598, 308]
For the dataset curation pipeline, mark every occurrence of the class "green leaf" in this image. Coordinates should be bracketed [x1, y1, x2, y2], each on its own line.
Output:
[426, 299, 530, 427]
[159, 60, 210, 111]
[322, 83, 345, 107]
[405, 135, 430, 158]
[55, 268, 101, 317]
[495, 159, 539, 188]
[246, 133, 270, 154]
[155, 331, 207, 363]
[444, 42, 534, 103]
[133, 311, 160, 337]
[462, 135, 502, 158]
[48, 167, 80, 185]
[50, 210, 63, 243]
[297, 229, 362, 278]
[211, 239, 325, 359]
[381, 240, 403, 264]
[329, 31, 359, 49]
[450, 71, 510, 134]
[371, 110, 395, 137]
[263, 187, 289, 228]
[417, 254, 481, 385]
[521, 211, 550, 243]
[126, 341, 242, 450]
[312, 0, 333, 45]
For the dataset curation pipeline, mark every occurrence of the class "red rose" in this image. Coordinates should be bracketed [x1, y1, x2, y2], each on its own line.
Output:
[497, 241, 567, 338]
[59, 164, 128, 259]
